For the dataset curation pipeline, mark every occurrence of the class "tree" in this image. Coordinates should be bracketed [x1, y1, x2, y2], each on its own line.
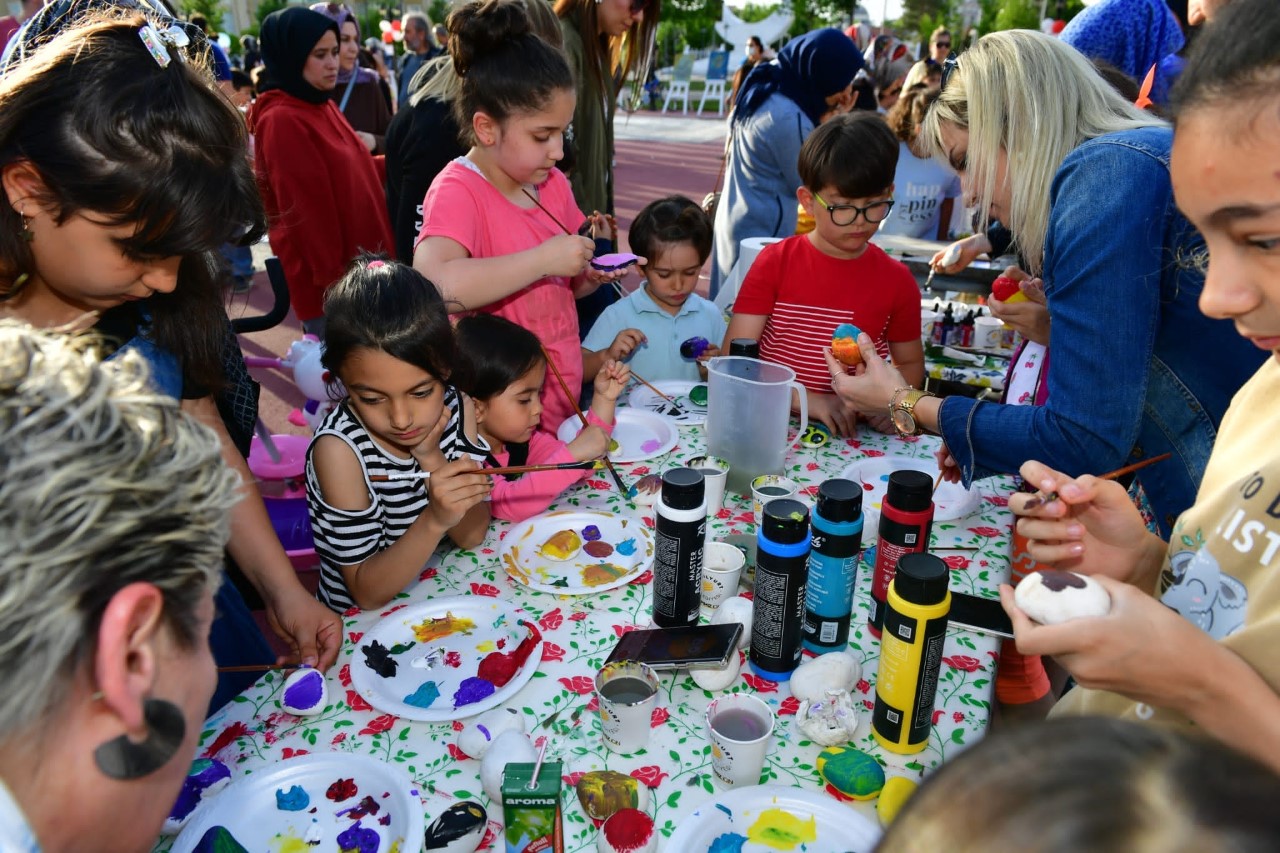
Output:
[993, 0, 1041, 31]
[181, 0, 225, 27]
[787, 0, 851, 37]
[255, 0, 287, 30]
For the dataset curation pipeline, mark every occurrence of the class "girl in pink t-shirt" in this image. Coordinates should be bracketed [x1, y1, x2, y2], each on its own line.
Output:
[412, 0, 626, 434]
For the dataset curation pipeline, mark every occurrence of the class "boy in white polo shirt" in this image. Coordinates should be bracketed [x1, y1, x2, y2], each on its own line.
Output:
[582, 196, 726, 383]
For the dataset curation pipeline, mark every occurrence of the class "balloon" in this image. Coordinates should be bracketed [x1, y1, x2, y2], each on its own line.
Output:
[378, 19, 391, 32]
[382, 30, 394, 43]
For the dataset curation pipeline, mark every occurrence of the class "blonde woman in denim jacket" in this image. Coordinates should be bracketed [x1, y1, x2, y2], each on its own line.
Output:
[824, 30, 1265, 536]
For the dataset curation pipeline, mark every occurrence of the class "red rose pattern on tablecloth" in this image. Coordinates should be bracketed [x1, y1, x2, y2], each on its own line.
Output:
[741, 673, 777, 693]
[650, 707, 670, 727]
[359, 713, 397, 735]
[538, 608, 564, 631]
[632, 571, 653, 585]
[968, 526, 1001, 537]
[470, 582, 500, 597]
[558, 676, 595, 695]
[569, 611, 588, 621]
[418, 566, 438, 581]
[347, 631, 363, 644]
[778, 697, 801, 716]
[345, 689, 372, 712]
[448, 743, 470, 761]
[629, 766, 668, 788]
[542, 642, 566, 662]
[943, 555, 971, 570]
[339, 664, 352, 687]
[943, 655, 982, 672]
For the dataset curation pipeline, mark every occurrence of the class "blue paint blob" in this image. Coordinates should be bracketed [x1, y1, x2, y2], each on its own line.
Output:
[832, 323, 863, 340]
[282, 668, 324, 711]
[614, 538, 637, 556]
[715, 804, 733, 819]
[168, 758, 231, 824]
[708, 831, 747, 853]
[336, 819, 380, 853]
[275, 784, 310, 811]
[404, 680, 441, 709]
[452, 676, 497, 708]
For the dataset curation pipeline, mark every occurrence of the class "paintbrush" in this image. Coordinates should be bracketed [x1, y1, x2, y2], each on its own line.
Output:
[521, 187, 572, 235]
[630, 370, 685, 415]
[217, 663, 299, 673]
[1021, 452, 1173, 511]
[540, 344, 631, 498]
[370, 460, 602, 482]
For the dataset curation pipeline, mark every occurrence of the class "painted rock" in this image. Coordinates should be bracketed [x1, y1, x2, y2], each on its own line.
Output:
[876, 776, 918, 827]
[162, 758, 232, 834]
[680, 336, 710, 360]
[423, 801, 487, 852]
[480, 730, 537, 804]
[690, 650, 741, 692]
[590, 252, 641, 273]
[790, 651, 861, 703]
[576, 770, 650, 821]
[191, 825, 249, 853]
[539, 529, 582, 561]
[458, 707, 526, 760]
[628, 473, 662, 507]
[711, 597, 753, 650]
[688, 384, 708, 407]
[598, 808, 657, 853]
[1014, 570, 1111, 625]
[817, 745, 885, 801]
[281, 665, 327, 716]
[831, 323, 863, 367]
[991, 275, 1028, 303]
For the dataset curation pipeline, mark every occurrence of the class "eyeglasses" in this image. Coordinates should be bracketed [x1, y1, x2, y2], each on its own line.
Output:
[813, 193, 894, 226]
[941, 54, 960, 91]
[935, 41, 951, 49]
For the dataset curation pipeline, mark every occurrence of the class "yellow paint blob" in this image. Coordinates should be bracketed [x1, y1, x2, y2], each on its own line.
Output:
[412, 612, 476, 642]
[582, 562, 628, 587]
[271, 832, 313, 853]
[475, 640, 497, 653]
[746, 808, 818, 850]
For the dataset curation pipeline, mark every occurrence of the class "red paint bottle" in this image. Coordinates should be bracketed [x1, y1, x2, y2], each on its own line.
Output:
[869, 470, 935, 636]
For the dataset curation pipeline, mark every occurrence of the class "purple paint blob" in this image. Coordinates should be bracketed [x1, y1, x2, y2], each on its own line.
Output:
[168, 759, 231, 823]
[336, 820, 380, 853]
[476, 724, 493, 742]
[282, 668, 324, 711]
[582, 524, 602, 541]
[640, 439, 661, 453]
[452, 676, 497, 708]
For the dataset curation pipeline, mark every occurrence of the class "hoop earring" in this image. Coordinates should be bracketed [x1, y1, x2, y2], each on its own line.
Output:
[93, 698, 186, 780]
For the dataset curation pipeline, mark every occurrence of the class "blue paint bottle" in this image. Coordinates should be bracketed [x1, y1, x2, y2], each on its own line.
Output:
[802, 479, 864, 654]
[749, 498, 812, 681]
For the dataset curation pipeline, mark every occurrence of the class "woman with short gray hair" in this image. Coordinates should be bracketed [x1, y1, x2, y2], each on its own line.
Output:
[0, 322, 240, 852]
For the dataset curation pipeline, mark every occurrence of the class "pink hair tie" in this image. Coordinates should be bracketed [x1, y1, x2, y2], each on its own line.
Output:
[367, 260, 387, 269]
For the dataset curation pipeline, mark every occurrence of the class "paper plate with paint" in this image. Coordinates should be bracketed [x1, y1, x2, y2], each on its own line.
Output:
[500, 510, 655, 595]
[173, 752, 425, 853]
[626, 380, 708, 426]
[838, 455, 981, 527]
[349, 596, 543, 722]
[665, 784, 881, 853]
[556, 409, 678, 463]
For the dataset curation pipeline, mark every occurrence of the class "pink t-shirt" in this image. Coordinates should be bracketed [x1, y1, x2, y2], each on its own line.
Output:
[419, 160, 586, 434]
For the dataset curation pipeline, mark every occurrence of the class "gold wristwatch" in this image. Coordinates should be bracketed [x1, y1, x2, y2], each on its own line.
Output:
[889, 387, 935, 437]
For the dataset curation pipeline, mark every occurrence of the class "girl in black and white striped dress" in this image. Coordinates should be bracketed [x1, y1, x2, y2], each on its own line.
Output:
[306, 258, 493, 612]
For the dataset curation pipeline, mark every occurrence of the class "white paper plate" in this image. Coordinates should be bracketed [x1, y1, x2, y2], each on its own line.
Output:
[626, 379, 708, 426]
[173, 752, 425, 853]
[499, 509, 654, 595]
[838, 455, 981, 526]
[556, 409, 677, 463]
[349, 597, 541, 722]
[665, 784, 881, 852]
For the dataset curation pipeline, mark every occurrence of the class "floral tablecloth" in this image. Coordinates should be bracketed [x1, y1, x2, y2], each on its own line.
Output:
[156, 423, 1017, 853]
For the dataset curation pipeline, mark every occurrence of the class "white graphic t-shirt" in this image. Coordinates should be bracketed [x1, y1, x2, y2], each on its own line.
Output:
[878, 142, 962, 240]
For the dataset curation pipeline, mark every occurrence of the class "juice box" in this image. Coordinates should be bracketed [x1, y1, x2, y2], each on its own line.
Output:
[502, 760, 563, 853]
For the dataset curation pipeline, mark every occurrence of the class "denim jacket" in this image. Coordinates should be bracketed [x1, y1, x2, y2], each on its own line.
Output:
[938, 126, 1266, 535]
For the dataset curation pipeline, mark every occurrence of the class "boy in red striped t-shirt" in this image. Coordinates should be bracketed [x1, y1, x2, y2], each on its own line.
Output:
[724, 112, 923, 436]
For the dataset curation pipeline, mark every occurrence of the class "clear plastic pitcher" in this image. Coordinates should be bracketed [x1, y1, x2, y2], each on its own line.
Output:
[705, 356, 808, 494]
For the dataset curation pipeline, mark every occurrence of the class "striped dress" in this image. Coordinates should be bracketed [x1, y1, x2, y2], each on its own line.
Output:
[305, 386, 488, 612]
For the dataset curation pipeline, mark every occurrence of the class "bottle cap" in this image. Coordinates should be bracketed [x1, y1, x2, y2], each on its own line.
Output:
[728, 338, 760, 358]
[660, 467, 705, 511]
[816, 478, 862, 522]
[893, 553, 949, 605]
[763, 498, 809, 543]
[885, 470, 934, 513]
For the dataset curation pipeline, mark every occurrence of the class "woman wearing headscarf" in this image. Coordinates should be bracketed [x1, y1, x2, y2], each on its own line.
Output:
[310, 2, 392, 153]
[710, 28, 863, 296]
[250, 6, 394, 336]
[1060, 0, 1185, 106]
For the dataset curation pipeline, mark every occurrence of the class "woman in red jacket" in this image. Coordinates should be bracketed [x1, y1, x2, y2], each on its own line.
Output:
[251, 6, 394, 335]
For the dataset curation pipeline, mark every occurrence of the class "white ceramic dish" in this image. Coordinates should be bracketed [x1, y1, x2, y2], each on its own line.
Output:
[556, 409, 678, 463]
[499, 510, 654, 595]
[349, 597, 541, 722]
[173, 752, 425, 853]
[664, 784, 881, 852]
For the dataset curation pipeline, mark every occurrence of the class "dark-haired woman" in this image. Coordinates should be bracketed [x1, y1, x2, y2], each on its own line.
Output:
[0, 11, 341, 708]
[251, 6, 394, 336]
[413, 0, 625, 435]
[309, 2, 392, 153]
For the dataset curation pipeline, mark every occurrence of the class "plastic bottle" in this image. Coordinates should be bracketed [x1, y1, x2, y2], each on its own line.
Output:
[749, 498, 812, 680]
[869, 470, 935, 636]
[958, 310, 975, 347]
[802, 479, 864, 654]
[728, 338, 760, 359]
[932, 306, 954, 347]
[872, 553, 951, 754]
[652, 468, 706, 628]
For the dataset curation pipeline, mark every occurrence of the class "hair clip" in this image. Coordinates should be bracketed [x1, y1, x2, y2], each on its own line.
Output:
[367, 260, 387, 269]
[138, 22, 190, 69]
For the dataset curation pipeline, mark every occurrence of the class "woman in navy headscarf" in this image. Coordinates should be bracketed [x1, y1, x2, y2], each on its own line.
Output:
[1060, 0, 1185, 106]
[711, 28, 863, 297]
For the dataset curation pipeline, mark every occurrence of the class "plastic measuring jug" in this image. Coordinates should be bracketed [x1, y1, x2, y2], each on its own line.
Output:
[705, 356, 808, 494]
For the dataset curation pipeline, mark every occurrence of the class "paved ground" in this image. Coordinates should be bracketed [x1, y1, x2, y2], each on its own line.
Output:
[235, 111, 726, 435]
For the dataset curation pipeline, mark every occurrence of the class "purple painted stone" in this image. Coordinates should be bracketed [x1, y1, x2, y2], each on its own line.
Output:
[589, 252, 640, 272]
[281, 666, 326, 715]
[452, 676, 497, 708]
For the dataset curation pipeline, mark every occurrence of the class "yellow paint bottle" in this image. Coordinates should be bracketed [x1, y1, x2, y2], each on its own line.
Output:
[872, 553, 950, 754]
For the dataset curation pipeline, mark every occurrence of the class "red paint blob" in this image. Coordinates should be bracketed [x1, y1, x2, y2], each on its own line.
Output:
[603, 808, 654, 851]
[476, 620, 543, 688]
[326, 777, 358, 802]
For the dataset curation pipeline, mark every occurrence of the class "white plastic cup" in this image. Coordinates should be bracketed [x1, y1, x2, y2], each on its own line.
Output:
[701, 541, 747, 609]
[595, 660, 659, 755]
[974, 316, 1004, 349]
[688, 455, 730, 516]
[750, 474, 798, 528]
[706, 693, 775, 788]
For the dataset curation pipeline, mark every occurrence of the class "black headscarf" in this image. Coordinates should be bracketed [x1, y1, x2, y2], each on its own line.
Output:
[258, 7, 338, 105]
